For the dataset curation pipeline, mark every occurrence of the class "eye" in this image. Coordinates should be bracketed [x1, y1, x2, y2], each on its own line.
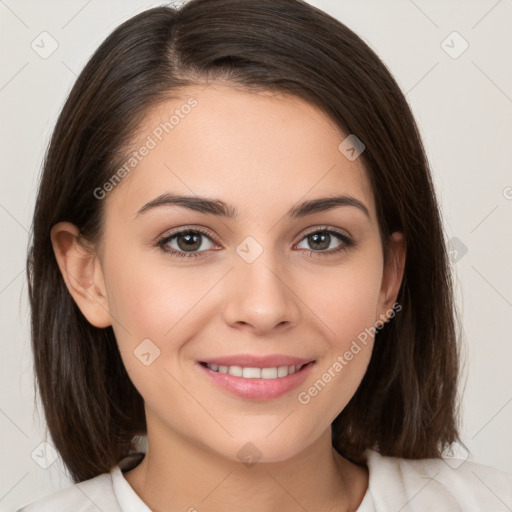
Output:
[156, 226, 354, 260]
[295, 228, 354, 256]
[157, 227, 218, 259]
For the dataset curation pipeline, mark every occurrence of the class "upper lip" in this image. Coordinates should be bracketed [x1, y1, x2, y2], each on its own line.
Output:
[200, 354, 315, 368]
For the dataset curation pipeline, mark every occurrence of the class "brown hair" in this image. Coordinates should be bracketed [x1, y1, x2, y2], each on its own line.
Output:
[26, 0, 462, 483]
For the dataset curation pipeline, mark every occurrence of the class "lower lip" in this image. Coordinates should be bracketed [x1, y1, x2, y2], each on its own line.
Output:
[196, 361, 315, 400]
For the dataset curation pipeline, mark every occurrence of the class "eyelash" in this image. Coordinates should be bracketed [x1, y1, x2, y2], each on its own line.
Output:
[156, 226, 354, 260]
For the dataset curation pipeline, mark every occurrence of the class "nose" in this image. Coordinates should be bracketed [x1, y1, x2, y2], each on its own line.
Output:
[222, 249, 301, 335]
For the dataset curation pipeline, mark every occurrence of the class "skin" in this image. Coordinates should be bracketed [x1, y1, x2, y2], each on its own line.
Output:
[51, 82, 406, 512]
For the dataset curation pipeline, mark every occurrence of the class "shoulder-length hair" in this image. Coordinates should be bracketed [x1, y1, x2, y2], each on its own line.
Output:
[26, 0, 462, 483]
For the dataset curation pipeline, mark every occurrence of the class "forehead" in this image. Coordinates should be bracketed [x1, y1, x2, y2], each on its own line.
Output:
[104, 83, 376, 224]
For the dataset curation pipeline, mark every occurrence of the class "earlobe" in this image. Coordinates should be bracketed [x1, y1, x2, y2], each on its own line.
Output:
[50, 221, 112, 328]
[377, 231, 406, 324]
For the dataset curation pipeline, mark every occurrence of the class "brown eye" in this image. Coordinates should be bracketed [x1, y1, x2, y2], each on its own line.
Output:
[295, 228, 353, 256]
[157, 228, 217, 259]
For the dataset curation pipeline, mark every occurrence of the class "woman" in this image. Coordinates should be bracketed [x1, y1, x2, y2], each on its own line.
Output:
[20, 0, 512, 510]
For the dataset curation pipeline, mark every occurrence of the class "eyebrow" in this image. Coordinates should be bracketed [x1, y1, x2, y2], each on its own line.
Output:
[135, 193, 371, 221]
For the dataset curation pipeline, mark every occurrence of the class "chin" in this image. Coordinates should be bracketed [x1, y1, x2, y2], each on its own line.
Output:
[205, 431, 312, 466]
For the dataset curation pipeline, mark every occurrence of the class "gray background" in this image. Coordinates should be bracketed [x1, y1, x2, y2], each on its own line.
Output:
[1, 0, 511, 510]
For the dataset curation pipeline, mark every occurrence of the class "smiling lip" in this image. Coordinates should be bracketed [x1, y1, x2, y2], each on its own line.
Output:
[196, 354, 316, 401]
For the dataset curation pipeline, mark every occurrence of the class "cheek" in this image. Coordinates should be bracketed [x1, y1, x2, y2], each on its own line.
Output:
[293, 250, 382, 414]
[104, 246, 214, 340]
[306, 248, 384, 349]
[103, 246, 223, 398]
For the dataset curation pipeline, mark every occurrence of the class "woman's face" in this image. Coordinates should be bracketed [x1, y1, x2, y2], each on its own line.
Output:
[62, 83, 405, 463]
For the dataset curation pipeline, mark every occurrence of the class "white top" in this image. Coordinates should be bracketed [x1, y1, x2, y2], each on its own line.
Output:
[16, 449, 512, 511]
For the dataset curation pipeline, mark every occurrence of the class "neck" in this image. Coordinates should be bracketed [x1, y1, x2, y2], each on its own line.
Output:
[124, 417, 368, 512]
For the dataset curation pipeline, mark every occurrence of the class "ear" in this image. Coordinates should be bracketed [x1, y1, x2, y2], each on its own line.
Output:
[375, 231, 406, 326]
[50, 221, 112, 328]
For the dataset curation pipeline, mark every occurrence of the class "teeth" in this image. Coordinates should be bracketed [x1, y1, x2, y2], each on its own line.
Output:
[206, 363, 306, 378]
[261, 367, 277, 378]
[277, 366, 289, 377]
[228, 366, 243, 377]
[243, 367, 261, 378]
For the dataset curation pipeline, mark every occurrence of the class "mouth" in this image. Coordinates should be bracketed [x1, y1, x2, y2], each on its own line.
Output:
[196, 355, 316, 400]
